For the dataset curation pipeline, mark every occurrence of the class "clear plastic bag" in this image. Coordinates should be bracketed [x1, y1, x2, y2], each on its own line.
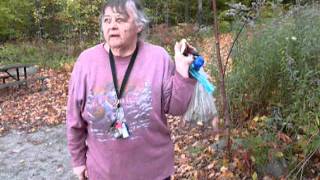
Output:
[183, 81, 218, 124]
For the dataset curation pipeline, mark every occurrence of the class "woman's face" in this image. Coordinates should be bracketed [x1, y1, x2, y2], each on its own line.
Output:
[102, 6, 142, 50]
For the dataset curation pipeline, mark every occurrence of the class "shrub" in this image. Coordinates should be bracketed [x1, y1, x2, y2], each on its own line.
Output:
[228, 4, 319, 124]
[227, 4, 320, 165]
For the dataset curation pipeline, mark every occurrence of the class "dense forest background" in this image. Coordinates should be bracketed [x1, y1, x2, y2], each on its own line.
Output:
[0, 0, 304, 42]
[0, 0, 319, 179]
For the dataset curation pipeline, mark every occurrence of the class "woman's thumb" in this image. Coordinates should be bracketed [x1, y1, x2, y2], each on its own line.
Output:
[84, 169, 88, 178]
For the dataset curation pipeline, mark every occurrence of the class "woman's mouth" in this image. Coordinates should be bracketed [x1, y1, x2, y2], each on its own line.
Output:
[110, 35, 120, 38]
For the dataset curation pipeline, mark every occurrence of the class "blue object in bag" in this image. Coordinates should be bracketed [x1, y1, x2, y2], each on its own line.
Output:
[189, 55, 215, 94]
[192, 55, 204, 71]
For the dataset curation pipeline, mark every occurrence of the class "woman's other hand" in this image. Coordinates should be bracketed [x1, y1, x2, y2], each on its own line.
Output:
[174, 39, 194, 78]
[73, 165, 88, 180]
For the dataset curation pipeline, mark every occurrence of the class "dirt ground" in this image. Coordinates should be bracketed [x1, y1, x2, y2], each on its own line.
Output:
[0, 124, 77, 180]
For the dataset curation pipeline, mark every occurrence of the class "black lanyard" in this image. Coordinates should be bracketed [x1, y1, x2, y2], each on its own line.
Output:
[108, 42, 139, 108]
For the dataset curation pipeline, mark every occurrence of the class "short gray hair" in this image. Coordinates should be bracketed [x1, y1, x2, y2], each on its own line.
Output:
[99, 0, 149, 39]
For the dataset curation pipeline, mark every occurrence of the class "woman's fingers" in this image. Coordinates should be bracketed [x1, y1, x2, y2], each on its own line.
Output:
[185, 42, 197, 53]
[84, 169, 88, 178]
[73, 165, 87, 180]
[175, 39, 188, 55]
[78, 174, 85, 180]
[180, 39, 187, 54]
[174, 42, 181, 55]
[77, 171, 86, 180]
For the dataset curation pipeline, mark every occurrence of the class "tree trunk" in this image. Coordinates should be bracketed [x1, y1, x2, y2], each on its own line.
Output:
[197, 0, 203, 27]
[211, 0, 232, 158]
[184, 1, 189, 23]
[35, 0, 43, 40]
[165, 2, 169, 26]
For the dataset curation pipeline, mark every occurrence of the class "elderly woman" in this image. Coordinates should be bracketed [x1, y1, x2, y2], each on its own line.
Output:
[66, 0, 196, 179]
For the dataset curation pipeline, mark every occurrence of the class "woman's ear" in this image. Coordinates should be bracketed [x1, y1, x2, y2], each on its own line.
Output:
[137, 25, 143, 33]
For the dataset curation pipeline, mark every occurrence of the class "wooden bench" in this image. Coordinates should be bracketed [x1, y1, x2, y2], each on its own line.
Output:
[0, 74, 10, 84]
[0, 64, 48, 92]
[0, 76, 49, 91]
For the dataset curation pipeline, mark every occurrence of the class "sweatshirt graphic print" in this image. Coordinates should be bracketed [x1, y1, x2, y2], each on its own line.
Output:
[85, 81, 152, 142]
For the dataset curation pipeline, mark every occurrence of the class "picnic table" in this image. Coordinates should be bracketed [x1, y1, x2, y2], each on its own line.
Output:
[0, 63, 48, 91]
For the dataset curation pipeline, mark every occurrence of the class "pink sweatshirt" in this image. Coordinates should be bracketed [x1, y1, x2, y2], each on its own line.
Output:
[66, 41, 196, 180]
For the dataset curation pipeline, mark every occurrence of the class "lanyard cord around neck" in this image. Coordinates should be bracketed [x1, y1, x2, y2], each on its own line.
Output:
[108, 42, 139, 108]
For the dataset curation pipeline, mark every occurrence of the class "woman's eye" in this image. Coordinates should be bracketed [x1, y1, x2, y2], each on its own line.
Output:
[104, 18, 111, 23]
[116, 18, 125, 23]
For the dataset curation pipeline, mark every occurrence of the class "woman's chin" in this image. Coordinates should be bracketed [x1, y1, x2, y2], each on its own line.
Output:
[108, 42, 124, 49]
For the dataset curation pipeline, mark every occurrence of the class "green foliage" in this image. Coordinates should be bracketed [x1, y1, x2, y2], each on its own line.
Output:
[188, 146, 205, 157]
[219, 20, 232, 33]
[242, 135, 272, 165]
[35, 0, 103, 41]
[227, 4, 320, 166]
[2, 0, 269, 42]
[228, 4, 320, 120]
[0, 0, 33, 41]
[0, 42, 75, 69]
[0, 0, 300, 43]
[308, 135, 320, 154]
[142, 0, 214, 26]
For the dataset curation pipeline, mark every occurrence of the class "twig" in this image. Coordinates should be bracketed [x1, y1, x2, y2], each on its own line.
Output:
[223, 0, 266, 77]
[294, 148, 318, 179]
[286, 133, 320, 179]
[223, 22, 246, 77]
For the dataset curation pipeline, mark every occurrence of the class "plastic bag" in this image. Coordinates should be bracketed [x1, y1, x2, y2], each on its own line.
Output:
[178, 39, 218, 125]
[183, 75, 218, 124]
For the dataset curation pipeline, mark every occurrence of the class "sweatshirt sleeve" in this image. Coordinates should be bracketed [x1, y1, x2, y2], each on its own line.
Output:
[66, 57, 88, 167]
[162, 50, 197, 115]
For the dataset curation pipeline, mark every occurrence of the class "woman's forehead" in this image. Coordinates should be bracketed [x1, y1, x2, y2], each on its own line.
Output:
[104, 6, 130, 18]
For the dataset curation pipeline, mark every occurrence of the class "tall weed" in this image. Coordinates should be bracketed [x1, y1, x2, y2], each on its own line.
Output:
[228, 5, 319, 128]
[227, 4, 320, 170]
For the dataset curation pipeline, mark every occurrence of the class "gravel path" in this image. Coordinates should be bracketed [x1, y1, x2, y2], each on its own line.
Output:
[0, 124, 76, 180]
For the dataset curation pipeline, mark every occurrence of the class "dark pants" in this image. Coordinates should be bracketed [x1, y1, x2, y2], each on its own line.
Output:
[164, 177, 170, 180]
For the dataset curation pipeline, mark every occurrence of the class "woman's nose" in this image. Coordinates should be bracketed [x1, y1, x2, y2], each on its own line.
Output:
[110, 19, 118, 29]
